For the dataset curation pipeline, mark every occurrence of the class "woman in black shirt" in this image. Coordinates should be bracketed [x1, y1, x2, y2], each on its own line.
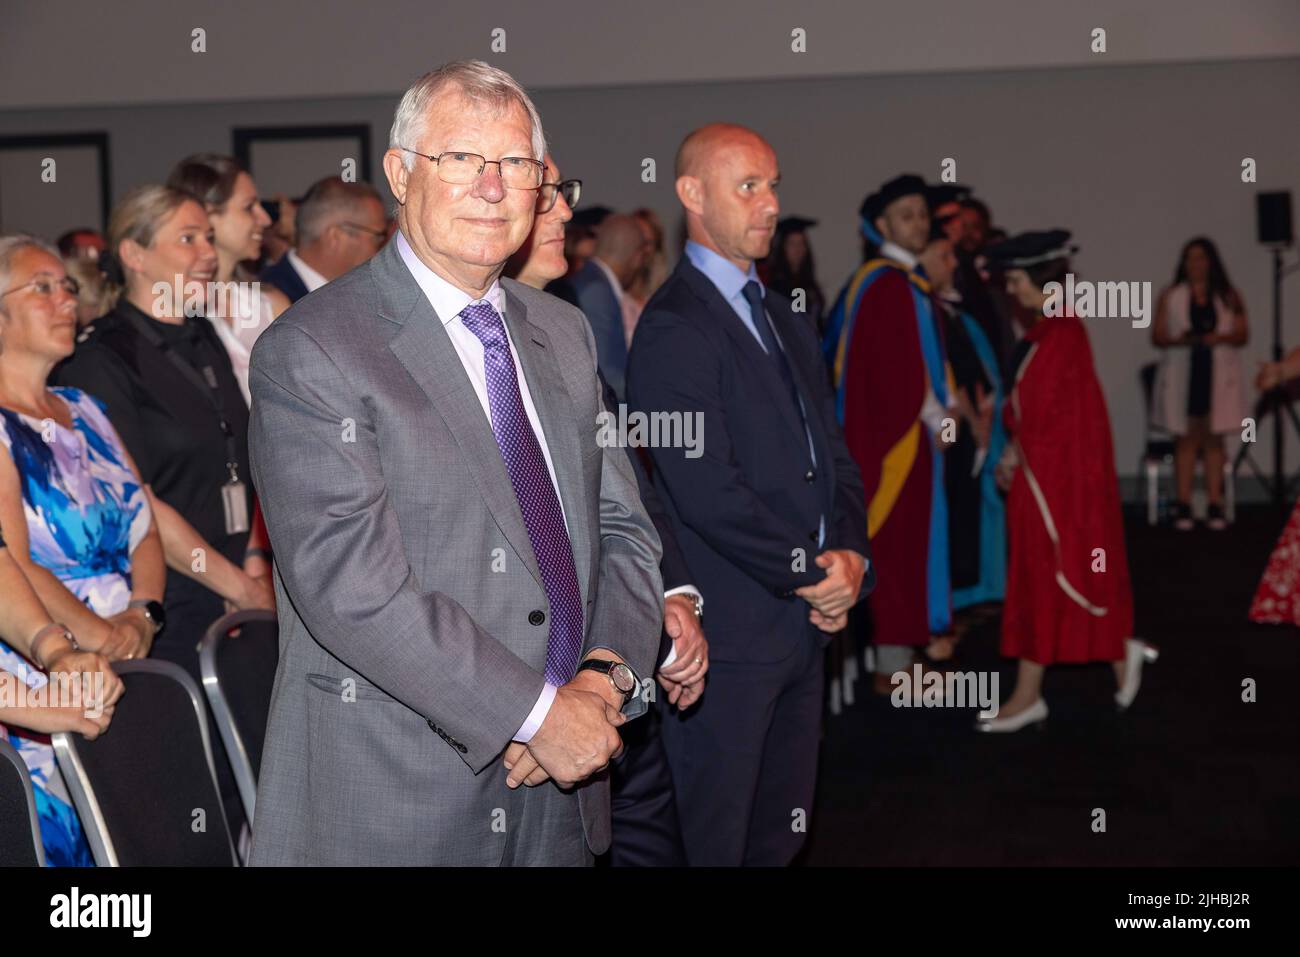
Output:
[55, 186, 273, 675]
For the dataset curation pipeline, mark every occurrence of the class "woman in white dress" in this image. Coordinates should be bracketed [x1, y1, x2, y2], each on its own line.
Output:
[1150, 237, 1248, 530]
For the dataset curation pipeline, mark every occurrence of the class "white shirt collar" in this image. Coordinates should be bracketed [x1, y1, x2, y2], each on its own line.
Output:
[591, 257, 627, 305]
[395, 230, 506, 323]
[880, 240, 919, 270]
[287, 248, 329, 292]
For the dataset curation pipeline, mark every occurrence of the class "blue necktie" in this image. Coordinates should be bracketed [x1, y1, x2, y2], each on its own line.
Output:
[742, 281, 801, 412]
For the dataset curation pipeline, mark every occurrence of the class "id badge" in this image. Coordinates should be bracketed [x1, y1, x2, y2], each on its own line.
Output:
[222, 480, 250, 535]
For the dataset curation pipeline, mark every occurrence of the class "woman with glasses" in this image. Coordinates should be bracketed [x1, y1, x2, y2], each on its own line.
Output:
[167, 154, 292, 405]
[0, 234, 153, 863]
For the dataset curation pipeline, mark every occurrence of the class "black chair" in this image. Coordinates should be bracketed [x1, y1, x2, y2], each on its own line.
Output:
[199, 610, 278, 826]
[0, 737, 44, 866]
[52, 660, 237, 866]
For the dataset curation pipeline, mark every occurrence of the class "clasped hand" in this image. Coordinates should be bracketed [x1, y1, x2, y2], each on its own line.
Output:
[502, 665, 627, 790]
[795, 549, 867, 634]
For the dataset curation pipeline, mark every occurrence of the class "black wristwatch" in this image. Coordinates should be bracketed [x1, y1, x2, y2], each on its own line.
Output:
[576, 658, 639, 705]
[130, 599, 167, 637]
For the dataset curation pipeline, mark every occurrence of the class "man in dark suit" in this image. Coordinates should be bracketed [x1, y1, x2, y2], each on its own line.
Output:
[258, 177, 387, 303]
[626, 123, 873, 866]
[571, 213, 646, 400]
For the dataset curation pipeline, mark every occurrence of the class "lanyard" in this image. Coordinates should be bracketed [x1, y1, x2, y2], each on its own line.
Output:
[120, 308, 243, 485]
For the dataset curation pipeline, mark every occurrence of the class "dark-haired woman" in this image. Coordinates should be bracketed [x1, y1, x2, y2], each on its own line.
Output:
[1150, 238, 1248, 530]
[167, 154, 290, 405]
[977, 231, 1153, 732]
[764, 217, 826, 336]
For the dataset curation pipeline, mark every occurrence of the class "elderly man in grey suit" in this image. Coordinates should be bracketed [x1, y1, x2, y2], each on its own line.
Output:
[246, 59, 664, 866]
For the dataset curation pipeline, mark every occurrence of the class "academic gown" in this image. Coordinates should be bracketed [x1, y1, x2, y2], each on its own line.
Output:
[936, 297, 1007, 608]
[1002, 313, 1131, 664]
[829, 262, 950, 647]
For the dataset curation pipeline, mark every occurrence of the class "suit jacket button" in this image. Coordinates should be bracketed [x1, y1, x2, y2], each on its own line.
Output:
[528, 610, 545, 626]
[427, 718, 438, 732]
[804, 469, 816, 482]
[457, 743, 468, 754]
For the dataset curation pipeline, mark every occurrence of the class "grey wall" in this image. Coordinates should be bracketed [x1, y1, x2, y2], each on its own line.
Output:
[1, 34, 1297, 484]
[3, 0, 1297, 110]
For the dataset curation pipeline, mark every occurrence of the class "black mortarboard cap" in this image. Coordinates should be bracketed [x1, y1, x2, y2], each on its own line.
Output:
[859, 173, 927, 222]
[982, 229, 1077, 269]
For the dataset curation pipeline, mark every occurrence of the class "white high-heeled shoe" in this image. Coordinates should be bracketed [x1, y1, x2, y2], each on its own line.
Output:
[974, 698, 1048, 733]
[1115, 639, 1158, 711]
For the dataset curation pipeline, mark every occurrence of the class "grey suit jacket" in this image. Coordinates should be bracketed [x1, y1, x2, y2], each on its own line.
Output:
[245, 237, 663, 865]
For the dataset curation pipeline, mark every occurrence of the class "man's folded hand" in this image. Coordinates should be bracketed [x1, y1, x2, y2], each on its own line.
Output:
[520, 685, 625, 789]
[795, 549, 866, 619]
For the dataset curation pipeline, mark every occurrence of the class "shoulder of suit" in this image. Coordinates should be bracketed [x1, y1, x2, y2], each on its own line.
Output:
[502, 276, 586, 325]
[630, 271, 718, 344]
[568, 259, 600, 287]
[265, 261, 374, 333]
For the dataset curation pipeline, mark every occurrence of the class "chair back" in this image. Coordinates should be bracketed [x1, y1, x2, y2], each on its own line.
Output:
[53, 659, 237, 866]
[199, 610, 279, 824]
[0, 737, 44, 866]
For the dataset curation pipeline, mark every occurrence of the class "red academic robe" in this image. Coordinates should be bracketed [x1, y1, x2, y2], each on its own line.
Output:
[1002, 314, 1132, 664]
[842, 267, 931, 648]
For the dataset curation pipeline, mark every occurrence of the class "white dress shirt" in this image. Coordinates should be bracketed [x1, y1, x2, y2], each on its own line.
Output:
[287, 249, 329, 293]
[209, 285, 276, 406]
[396, 231, 567, 742]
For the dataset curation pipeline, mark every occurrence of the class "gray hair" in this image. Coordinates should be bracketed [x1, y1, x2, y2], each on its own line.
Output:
[296, 177, 385, 245]
[0, 233, 62, 302]
[389, 59, 546, 170]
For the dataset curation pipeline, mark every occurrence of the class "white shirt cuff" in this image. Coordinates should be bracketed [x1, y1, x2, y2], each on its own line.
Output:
[660, 585, 702, 669]
[513, 682, 557, 743]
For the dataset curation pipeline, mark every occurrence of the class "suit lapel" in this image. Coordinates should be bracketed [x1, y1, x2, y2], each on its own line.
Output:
[376, 244, 545, 591]
[501, 285, 593, 605]
[679, 261, 808, 444]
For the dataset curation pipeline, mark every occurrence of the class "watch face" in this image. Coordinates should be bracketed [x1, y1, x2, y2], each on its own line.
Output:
[610, 663, 636, 694]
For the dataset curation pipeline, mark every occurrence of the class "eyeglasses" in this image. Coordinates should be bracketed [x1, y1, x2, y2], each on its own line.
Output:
[537, 179, 582, 214]
[1, 276, 80, 300]
[399, 147, 544, 190]
[340, 221, 388, 243]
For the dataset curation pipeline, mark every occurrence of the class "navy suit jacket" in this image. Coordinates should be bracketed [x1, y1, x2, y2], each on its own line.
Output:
[573, 259, 630, 400]
[626, 257, 872, 664]
[259, 253, 311, 304]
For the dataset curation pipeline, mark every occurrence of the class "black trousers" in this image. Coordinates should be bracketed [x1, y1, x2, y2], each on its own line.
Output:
[659, 635, 824, 866]
[609, 689, 686, 866]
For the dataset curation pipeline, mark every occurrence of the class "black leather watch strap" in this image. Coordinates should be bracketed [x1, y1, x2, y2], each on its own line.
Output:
[576, 658, 637, 702]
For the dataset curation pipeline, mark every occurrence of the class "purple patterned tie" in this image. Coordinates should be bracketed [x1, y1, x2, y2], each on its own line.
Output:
[459, 300, 583, 685]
